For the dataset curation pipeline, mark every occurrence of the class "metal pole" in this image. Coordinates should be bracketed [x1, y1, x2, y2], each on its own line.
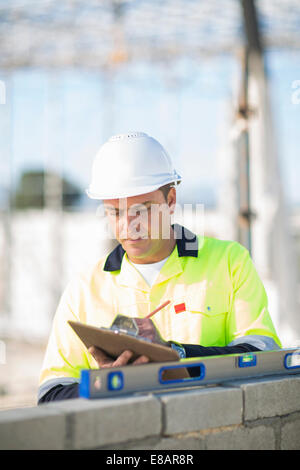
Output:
[240, 0, 300, 344]
[237, 46, 253, 254]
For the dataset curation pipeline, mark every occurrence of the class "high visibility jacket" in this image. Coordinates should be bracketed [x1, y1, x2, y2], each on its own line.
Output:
[38, 225, 281, 397]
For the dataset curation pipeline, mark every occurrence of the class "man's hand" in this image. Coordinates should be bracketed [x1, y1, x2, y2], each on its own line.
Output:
[88, 346, 149, 368]
[135, 317, 168, 346]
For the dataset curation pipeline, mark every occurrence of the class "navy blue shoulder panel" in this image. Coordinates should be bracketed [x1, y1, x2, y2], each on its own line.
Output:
[103, 224, 198, 272]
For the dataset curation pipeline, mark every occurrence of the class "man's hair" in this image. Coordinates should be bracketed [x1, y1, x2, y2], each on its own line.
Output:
[159, 183, 175, 201]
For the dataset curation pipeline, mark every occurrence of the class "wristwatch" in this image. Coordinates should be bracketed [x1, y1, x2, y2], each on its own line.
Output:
[170, 342, 186, 358]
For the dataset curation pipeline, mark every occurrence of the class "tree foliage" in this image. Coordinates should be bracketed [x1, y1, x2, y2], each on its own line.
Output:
[13, 170, 82, 209]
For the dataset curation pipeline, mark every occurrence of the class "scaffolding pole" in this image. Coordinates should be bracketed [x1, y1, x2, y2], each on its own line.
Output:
[240, 0, 300, 344]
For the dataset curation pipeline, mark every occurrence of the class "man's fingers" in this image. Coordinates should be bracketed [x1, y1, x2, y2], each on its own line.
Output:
[88, 347, 149, 368]
[133, 355, 149, 365]
[88, 346, 113, 366]
[112, 349, 134, 367]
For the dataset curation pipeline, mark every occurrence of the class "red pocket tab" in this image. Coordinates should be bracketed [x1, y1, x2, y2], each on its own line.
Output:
[174, 302, 186, 314]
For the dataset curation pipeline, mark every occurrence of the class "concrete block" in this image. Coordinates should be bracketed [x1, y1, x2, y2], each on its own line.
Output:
[103, 435, 205, 450]
[225, 375, 300, 421]
[0, 406, 66, 450]
[204, 424, 276, 450]
[150, 436, 205, 450]
[45, 395, 161, 449]
[159, 386, 243, 435]
[281, 413, 300, 450]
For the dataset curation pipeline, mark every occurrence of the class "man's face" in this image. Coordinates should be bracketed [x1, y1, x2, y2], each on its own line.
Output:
[104, 188, 176, 262]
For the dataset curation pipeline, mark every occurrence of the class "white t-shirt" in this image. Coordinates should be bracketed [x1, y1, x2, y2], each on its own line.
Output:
[130, 257, 169, 287]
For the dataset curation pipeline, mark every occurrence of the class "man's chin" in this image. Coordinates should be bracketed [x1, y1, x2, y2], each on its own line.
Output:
[122, 237, 150, 254]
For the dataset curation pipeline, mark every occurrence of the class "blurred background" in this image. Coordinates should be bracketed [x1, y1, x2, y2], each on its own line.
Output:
[0, 0, 300, 409]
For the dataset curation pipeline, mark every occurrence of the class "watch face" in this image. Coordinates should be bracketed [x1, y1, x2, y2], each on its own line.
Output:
[178, 348, 186, 358]
[172, 343, 185, 358]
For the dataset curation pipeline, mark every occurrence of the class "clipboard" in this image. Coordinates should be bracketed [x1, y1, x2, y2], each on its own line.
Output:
[68, 320, 190, 380]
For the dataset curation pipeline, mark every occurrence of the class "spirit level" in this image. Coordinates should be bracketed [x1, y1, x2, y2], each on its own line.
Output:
[79, 348, 300, 399]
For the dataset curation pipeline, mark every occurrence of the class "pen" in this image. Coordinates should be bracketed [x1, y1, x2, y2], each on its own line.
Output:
[145, 300, 171, 319]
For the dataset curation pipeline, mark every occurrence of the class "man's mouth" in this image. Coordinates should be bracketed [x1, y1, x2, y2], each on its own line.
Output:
[123, 234, 149, 243]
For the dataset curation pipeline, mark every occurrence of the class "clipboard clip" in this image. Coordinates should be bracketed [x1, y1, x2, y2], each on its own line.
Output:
[110, 301, 171, 341]
[110, 315, 139, 338]
[109, 311, 169, 346]
[110, 315, 155, 344]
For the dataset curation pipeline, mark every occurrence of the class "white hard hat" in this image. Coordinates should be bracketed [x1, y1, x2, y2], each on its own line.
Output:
[86, 132, 181, 200]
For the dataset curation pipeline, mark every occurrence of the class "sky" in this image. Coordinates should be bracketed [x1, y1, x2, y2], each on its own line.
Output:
[0, 49, 299, 209]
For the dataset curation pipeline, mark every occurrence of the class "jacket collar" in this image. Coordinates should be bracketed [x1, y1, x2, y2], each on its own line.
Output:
[103, 223, 198, 272]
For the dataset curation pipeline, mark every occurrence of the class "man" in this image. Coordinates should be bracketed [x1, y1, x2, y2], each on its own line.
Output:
[38, 132, 281, 403]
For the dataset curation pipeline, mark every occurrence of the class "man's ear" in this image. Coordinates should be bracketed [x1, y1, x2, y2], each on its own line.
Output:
[167, 187, 176, 215]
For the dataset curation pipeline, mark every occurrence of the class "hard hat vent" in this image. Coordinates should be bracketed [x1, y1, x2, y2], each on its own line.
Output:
[109, 132, 147, 142]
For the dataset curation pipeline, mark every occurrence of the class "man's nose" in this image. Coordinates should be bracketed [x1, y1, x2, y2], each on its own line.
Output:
[118, 211, 140, 235]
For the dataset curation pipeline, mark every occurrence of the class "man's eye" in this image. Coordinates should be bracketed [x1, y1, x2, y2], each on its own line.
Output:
[107, 209, 118, 216]
[133, 207, 150, 215]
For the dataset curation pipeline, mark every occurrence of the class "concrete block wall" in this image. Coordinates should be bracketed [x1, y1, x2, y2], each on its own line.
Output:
[0, 374, 300, 450]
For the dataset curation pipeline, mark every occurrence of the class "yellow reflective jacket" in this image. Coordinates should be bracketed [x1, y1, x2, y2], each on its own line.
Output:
[39, 225, 281, 389]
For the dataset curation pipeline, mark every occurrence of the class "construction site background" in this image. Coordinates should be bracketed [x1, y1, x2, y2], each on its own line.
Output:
[1, 0, 300, 412]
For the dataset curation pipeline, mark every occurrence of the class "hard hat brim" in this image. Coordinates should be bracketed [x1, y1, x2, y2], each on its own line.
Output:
[86, 177, 181, 200]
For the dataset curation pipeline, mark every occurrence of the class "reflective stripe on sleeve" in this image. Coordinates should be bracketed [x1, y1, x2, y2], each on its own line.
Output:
[38, 377, 80, 401]
[228, 335, 280, 351]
